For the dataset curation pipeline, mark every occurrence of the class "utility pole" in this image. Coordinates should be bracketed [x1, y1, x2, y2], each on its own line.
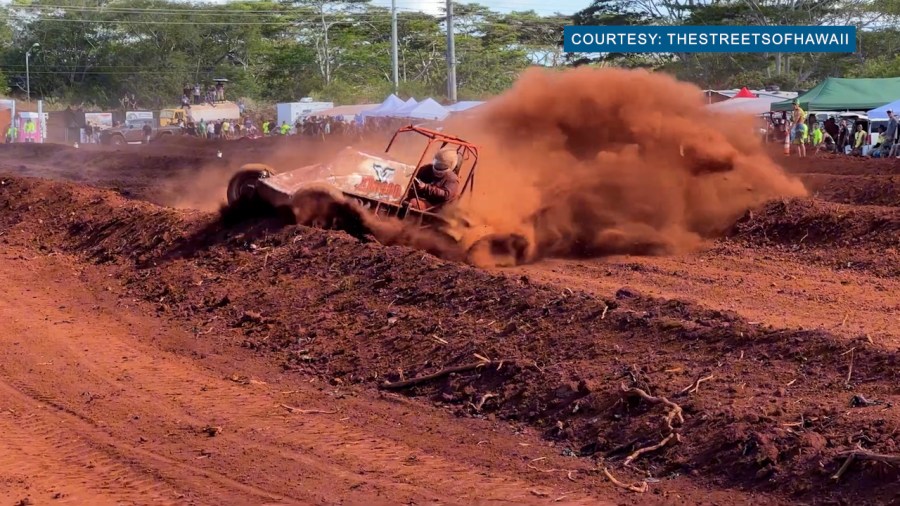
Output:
[445, 0, 456, 102]
[391, 0, 398, 93]
[25, 51, 30, 103]
[26, 43, 39, 103]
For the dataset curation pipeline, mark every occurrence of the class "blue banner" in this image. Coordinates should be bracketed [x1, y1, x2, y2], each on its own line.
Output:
[564, 26, 856, 53]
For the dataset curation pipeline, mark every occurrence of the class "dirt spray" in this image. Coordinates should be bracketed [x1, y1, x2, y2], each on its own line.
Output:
[437, 67, 808, 266]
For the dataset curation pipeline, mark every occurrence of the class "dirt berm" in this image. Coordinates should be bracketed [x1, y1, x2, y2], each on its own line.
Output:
[1, 175, 898, 503]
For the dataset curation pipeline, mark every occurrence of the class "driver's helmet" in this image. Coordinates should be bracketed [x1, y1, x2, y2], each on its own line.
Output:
[433, 148, 458, 174]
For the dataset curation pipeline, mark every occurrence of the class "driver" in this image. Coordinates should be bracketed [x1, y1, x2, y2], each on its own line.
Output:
[406, 148, 460, 211]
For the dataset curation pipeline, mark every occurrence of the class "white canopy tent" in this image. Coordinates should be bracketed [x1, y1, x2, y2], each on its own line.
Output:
[446, 101, 485, 113]
[361, 94, 405, 119]
[386, 98, 419, 118]
[403, 98, 449, 121]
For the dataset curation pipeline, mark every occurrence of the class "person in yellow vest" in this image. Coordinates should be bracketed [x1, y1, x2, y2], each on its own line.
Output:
[852, 123, 866, 155]
[24, 118, 36, 143]
[221, 120, 231, 140]
[262, 120, 270, 136]
[280, 121, 290, 135]
[5, 123, 16, 143]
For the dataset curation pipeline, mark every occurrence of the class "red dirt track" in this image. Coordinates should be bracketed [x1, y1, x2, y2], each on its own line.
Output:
[0, 141, 898, 505]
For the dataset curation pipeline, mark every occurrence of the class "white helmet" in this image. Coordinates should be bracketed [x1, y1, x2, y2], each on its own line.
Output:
[433, 148, 458, 174]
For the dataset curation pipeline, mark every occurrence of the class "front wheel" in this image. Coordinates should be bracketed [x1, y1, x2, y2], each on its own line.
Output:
[226, 167, 273, 207]
[465, 233, 532, 268]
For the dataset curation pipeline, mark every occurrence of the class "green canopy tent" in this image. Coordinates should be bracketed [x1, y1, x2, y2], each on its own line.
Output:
[771, 77, 900, 112]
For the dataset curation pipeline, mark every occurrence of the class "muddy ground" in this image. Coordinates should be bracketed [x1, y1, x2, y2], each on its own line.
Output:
[0, 141, 898, 505]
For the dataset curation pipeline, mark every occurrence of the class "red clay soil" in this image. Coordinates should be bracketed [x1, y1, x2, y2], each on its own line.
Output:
[2, 174, 899, 505]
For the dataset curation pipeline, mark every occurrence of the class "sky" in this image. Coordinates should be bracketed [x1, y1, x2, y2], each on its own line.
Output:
[0, 0, 586, 17]
[368, 0, 586, 16]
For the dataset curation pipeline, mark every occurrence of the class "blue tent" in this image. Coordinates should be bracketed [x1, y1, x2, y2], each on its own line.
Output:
[446, 101, 484, 112]
[362, 94, 405, 118]
[867, 99, 900, 121]
[404, 98, 449, 121]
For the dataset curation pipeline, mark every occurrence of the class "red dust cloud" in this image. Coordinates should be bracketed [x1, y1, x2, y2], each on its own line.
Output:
[440, 66, 808, 264]
[178, 66, 807, 268]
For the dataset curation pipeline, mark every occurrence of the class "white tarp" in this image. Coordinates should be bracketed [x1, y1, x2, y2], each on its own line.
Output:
[706, 95, 787, 116]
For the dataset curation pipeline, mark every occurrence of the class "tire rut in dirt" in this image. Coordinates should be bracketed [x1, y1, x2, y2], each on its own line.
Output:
[0, 381, 183, 505]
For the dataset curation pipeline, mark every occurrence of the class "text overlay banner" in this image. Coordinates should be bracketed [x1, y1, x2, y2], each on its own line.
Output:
[564, 26, 856, 53]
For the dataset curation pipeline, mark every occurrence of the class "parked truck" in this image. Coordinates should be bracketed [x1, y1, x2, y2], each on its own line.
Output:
[159, 101, 241, 126]
[98, 115, 182, 145]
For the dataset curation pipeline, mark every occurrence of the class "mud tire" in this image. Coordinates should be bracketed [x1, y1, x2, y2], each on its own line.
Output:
[466, 233, 531, 267]
[221, 169, 275, 226]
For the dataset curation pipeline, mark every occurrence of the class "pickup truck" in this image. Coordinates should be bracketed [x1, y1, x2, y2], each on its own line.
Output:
[98, 119, 183, 145]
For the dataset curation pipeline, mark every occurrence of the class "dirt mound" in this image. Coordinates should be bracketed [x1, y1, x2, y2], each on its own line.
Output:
[2, 174, 898, 503]
[800, 173, 900, 207]
[731, 198, 900, 248]
[778, 152, 900, 177]
[728, 198, 899, 277]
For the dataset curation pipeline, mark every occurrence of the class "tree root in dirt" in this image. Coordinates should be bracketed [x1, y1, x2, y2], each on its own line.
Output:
[620, 383, 684, 431]
[379, 360, 509, 390]
[832, 449, 900, 481]
[678, 374, 714, 395]
[624, 433, 680, 467]
[279, 404, 337, 415]
[602, 467, 648, 493]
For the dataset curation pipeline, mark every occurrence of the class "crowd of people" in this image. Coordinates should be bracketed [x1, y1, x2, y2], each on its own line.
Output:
[774, 99, 899, 158]
[181, 82, 227, 108]
[176, 114, 413, 141]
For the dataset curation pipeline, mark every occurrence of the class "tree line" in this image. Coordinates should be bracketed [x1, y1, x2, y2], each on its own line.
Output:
[2, 0, 899, 109]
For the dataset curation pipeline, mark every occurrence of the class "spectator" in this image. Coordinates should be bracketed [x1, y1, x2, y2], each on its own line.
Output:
[198, 119, 207, 139]
[6, 122, 17, 143]
[837, 119, 851, 154]
[142, 122, 152, 143]
[852, 123, 866, 155]
[24, 118, 36, 143]
[885, 110, 899, 157]
[215, 81, 225, 102]
[811, 122, 834, 154]
[193, 83, 202, 105]
[870, 125, 889, 157]
[793, 120, 808, 157]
